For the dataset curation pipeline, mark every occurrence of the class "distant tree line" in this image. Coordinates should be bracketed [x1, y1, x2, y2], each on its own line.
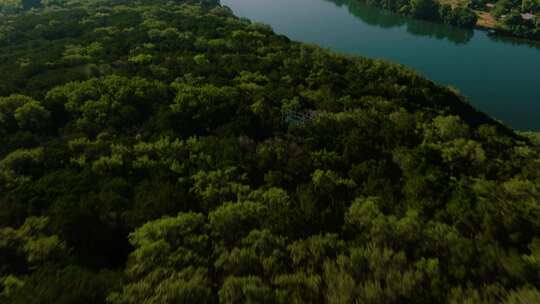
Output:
[0, 0, 539, 303]
[470, 0, 540, 39]
[331, 0, 478, 28]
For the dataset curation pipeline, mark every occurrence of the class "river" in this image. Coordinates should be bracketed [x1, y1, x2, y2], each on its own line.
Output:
[222, 0, 540, 131]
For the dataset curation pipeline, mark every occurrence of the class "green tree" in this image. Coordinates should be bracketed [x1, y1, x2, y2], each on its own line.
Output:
[411, 0, 440, 20]
[0, 217, 69, 300]
[14, 100, 51, 132]
[0, 148, 44, 187]
[0, 95, 37, 134]
[108, 212, 212, 304]
[219, 276, 274, 304]
[209, 201, 264, 246]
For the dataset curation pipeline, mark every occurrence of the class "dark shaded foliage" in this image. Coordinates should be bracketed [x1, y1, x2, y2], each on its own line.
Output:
[0, 0, 539, 303]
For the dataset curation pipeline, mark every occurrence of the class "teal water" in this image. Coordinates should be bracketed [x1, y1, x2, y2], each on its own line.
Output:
[222, 0, 540, 131]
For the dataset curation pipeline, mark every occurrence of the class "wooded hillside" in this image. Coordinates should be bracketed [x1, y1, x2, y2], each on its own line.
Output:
[1, 1, 539, 303]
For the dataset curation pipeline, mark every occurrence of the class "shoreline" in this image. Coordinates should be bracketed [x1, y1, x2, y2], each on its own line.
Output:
[476, 24, 540, 45]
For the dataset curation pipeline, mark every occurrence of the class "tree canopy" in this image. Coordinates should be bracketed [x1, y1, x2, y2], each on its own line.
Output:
[0, 0, 539, 303]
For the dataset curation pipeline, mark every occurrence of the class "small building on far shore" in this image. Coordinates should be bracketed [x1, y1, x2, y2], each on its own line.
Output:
[521, 13, 536, 20]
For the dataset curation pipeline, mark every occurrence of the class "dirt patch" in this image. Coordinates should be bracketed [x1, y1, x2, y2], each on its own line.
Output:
[477, 11, 498, 28]
[438, 0, 463, 8]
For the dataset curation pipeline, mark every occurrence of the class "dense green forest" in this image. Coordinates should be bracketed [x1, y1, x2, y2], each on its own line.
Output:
[1, 0, 540, 303]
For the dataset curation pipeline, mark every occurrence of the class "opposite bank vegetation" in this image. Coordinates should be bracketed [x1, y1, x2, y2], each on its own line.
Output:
[331, 0, 540, 40]
[1, 0, 540, 303]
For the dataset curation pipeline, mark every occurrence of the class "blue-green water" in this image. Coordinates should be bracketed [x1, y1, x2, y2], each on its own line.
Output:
[222, 0, 540, 131]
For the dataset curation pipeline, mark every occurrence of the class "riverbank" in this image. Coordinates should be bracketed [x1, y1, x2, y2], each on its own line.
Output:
[463, 3, 539, 41]
[354, 0, 539, 42]
[476, 21, 540, 45]
[223, 0, 540, 131]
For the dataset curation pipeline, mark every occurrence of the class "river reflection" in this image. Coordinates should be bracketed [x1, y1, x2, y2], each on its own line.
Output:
[326, 0, 540, 48]
[326, 0, 474, 44]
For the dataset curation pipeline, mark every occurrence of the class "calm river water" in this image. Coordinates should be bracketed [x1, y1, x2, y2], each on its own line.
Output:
[222, 0, 540, 131]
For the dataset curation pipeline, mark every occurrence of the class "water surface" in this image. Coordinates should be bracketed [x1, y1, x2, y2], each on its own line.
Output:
[222, 0, 540, 131]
